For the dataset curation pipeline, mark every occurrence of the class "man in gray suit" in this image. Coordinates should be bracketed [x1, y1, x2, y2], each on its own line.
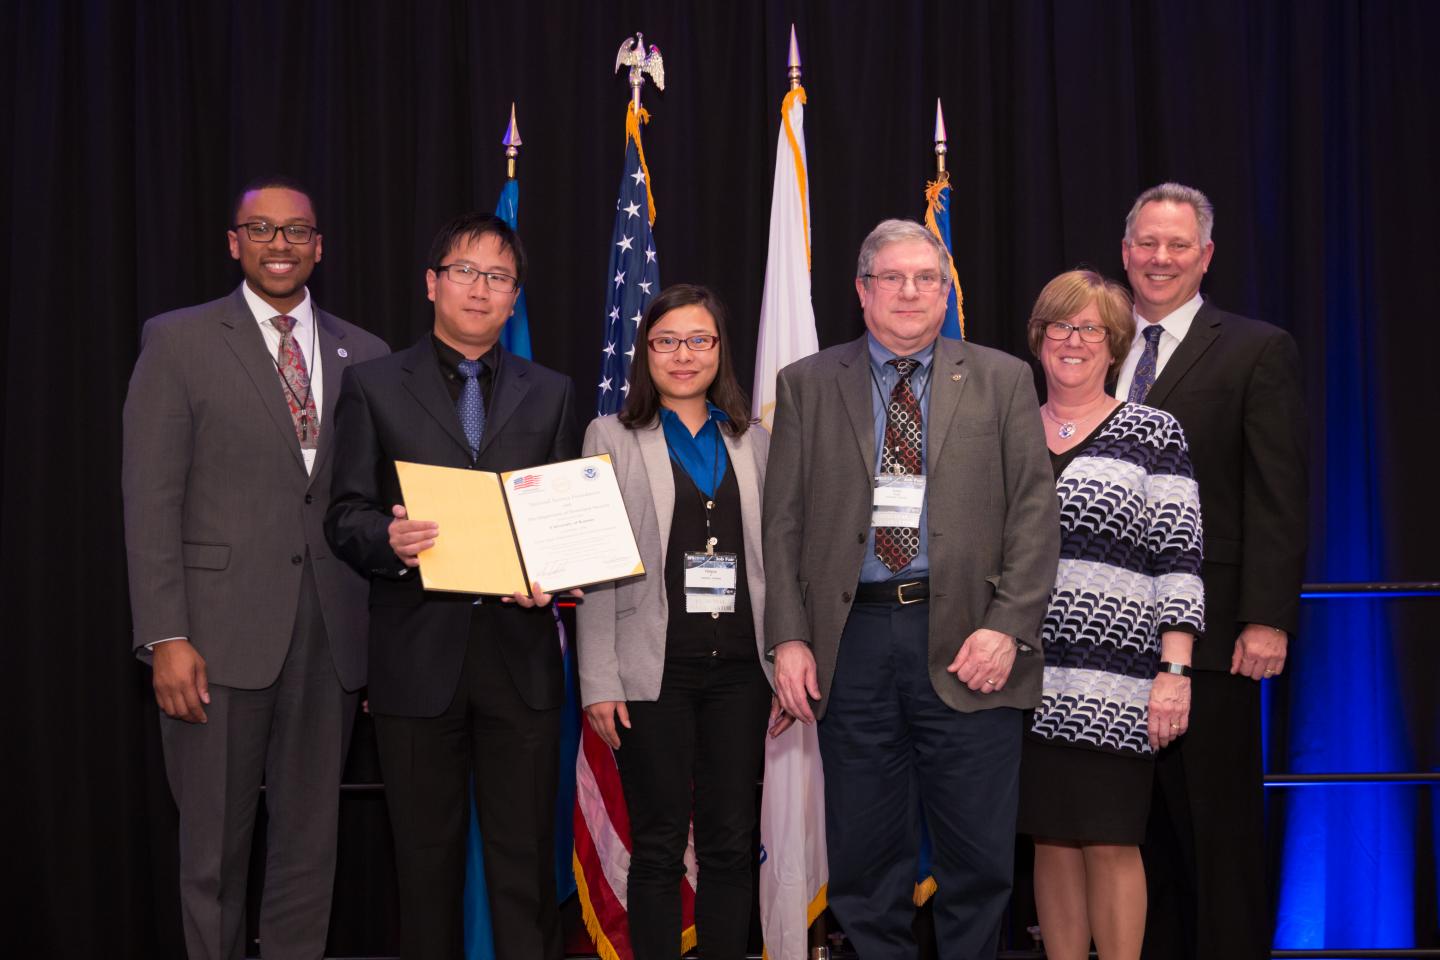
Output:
[765, 219, 1059, 959]
[123, 176, 388, 960]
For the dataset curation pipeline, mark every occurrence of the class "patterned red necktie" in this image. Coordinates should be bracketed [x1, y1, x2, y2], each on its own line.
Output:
[272, 315, 318, 450]
[875, 357, 923, 572]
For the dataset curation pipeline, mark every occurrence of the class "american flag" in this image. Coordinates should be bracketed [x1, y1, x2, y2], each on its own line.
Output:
[510, 473, 543, 491]
[576, 104, 700, 960]
[595, 108, 659, 416]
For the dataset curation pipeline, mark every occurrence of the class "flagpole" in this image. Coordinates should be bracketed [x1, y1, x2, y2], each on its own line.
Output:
[503, 102, 521, 180]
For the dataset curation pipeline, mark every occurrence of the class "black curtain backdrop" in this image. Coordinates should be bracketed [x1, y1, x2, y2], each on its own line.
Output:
[4, 1, 1438, 956]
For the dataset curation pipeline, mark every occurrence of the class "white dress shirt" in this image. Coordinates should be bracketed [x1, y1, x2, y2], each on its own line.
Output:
[241, 282, 324, 473]
[1113, 292, 1204, 401]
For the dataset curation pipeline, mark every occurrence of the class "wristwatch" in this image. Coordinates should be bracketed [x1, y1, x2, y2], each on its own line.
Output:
[1157, 661, 1193, 677]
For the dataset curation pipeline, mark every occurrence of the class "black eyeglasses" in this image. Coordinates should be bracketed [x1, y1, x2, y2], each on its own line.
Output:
[648, 335, 719, 353]
[1039, 320, 1109, 343]
[231, 221, 318, 244]
[433, 264, 519, 293]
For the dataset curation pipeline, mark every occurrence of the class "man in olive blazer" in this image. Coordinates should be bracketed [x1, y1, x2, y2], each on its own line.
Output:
[765, 220, 1059, 959]
[122, 179, 388, 960]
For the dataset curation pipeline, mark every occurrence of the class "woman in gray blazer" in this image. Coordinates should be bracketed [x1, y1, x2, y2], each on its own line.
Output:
[578, 284, 773, 959]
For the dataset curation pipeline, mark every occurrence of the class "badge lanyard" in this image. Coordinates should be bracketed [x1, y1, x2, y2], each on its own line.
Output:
[271, 313, 319, 442]
[869, 360, 930, 528]
[683, 427, 738, 616]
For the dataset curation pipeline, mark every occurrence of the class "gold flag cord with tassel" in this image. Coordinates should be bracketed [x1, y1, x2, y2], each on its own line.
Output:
[625, 102, 658, 225]
[923, 170, 966, 339]
[781, 85, 811, 270]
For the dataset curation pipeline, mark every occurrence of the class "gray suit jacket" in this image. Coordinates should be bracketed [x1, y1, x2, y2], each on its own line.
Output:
[576, 414, 773, 706]
[122, 286, 389, 690]
[762, 334, 1059, 719]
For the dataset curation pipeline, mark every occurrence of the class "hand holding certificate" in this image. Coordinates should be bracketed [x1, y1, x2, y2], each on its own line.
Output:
[395, 454, 644, 597]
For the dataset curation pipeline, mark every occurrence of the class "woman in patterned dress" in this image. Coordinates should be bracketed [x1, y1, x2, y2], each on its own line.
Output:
[1016, 270, 1204, 960]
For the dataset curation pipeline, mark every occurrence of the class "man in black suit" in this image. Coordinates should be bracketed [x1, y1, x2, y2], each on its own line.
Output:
[123, 176, 389, 959]
[325, 213, 579, 959]
[1115, 183, 1308, 960]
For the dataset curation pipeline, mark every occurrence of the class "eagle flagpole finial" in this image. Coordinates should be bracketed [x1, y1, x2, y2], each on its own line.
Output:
[615, 32, 665, 111]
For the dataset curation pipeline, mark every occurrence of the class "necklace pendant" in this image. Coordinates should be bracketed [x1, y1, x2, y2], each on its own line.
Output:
[1057, 421, 1076, 439]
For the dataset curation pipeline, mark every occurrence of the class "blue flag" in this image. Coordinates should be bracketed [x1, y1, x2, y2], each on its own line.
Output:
[596, 106, 660, 415]
[494, 179, 533, 359]
[461, 174, 580, 960]
[924, 172, 965, 340]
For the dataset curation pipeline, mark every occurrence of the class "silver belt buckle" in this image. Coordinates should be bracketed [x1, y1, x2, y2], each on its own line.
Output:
[896, 580, 924, 605]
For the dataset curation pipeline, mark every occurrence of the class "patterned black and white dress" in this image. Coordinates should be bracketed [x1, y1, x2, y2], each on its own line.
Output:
[1017, 403, 1204, 844]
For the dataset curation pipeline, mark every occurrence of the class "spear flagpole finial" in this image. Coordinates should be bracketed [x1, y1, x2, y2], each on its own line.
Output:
[934, 98, 948, 174]
[503, 102, 521, 179]
[787, 23, 802, 90]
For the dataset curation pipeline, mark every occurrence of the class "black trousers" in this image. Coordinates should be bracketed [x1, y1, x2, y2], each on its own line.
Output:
[819, 601, 1023, 960]
[1143, 669, 1268, 960]
[615, 655, 773, 959]
[373, 615, 563, 960]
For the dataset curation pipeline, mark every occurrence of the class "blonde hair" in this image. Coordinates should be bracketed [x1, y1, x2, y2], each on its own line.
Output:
[1026, 270, 1135, 371]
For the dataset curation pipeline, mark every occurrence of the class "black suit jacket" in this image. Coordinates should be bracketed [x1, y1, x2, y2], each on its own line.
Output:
[1136, 301, 1308, 670]
[324, 335, 581, 716]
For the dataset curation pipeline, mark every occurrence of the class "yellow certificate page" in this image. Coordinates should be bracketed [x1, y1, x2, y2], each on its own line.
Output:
[394, 461, 528, 596]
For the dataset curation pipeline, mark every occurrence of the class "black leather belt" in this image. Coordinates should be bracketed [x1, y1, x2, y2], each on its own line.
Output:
[853, 578, 930, 605]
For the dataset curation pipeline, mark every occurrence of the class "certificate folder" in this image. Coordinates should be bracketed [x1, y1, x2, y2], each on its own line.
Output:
[394, 454, 644, 597]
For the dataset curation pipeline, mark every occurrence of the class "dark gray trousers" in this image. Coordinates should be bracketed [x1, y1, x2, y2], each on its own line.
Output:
[160, 561, 355, 960]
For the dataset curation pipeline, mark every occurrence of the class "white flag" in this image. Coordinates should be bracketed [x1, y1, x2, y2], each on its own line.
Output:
[756, 81, 827, 960]
[752, 85, 819, 430]
[759, 722, 828, 960]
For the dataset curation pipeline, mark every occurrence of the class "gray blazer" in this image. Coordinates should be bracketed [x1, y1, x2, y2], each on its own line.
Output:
[762, 334, 1059, 719]
[122, 287, 389, 690]
[576, 414, 773, 706]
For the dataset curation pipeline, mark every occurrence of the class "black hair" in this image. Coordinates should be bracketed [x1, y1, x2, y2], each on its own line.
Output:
[619, 283, 752, 436]
[425, 212, 527, 285]
[231, 174, 317, 224]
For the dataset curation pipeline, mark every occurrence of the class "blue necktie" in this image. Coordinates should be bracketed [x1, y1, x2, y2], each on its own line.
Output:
[1127, 325, 1165, 403]
[456, 359, 485, 457]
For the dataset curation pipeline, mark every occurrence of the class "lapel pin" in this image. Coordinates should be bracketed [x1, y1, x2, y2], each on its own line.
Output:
[337, 347, 348, 358]
[951, 373, 962, 381]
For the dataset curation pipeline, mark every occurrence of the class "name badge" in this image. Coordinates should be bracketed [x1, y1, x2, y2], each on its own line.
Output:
[684, 551, 737, 614]
[872, 474, 925, 528]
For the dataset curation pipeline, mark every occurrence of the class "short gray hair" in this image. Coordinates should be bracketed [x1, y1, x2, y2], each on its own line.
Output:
[1123, 182, 1215, 247]
[856, 219, 950, 279]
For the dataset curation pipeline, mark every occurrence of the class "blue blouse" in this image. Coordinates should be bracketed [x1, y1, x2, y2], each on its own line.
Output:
[658, 403, 730, 499]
